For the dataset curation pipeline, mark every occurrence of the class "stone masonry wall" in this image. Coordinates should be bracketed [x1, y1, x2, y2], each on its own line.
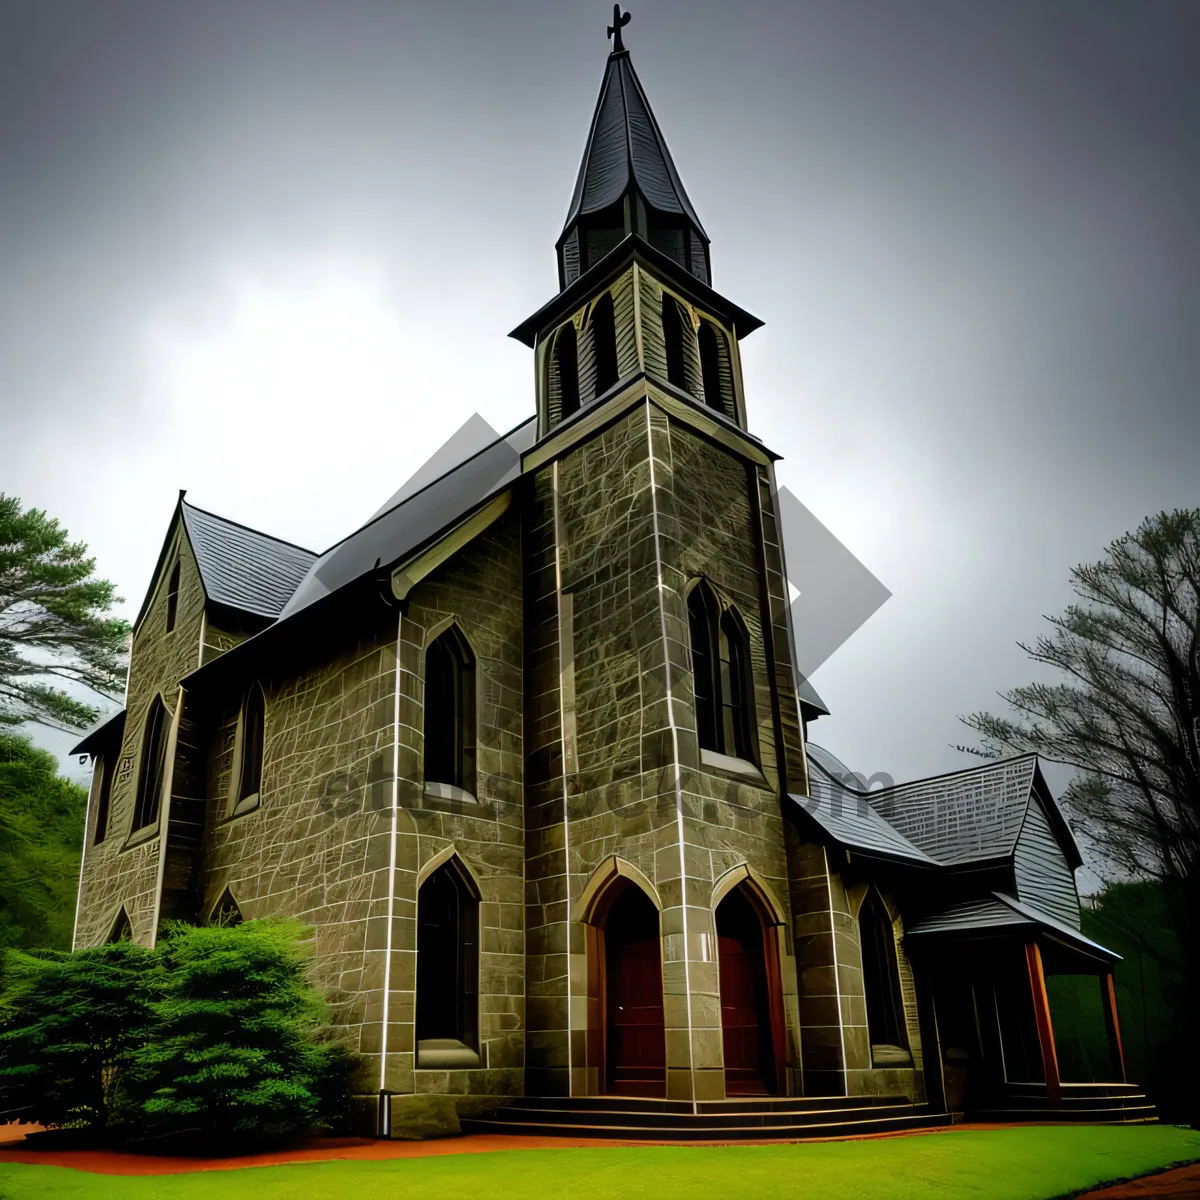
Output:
[75, 521, 206, 949]
[524, 396, 805, 1100]
[199, 512, 525, 1104]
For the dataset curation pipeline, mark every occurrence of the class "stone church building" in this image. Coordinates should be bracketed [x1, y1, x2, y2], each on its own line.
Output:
[72, 19, 1145, 1137]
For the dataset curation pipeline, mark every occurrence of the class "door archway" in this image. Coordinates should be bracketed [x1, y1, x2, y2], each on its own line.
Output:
[715, 881, 786, 1095]
[586, 875, 665, 1097]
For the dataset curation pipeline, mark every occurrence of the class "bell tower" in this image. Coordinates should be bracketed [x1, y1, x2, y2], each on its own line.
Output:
[517, 11, 824, 1104]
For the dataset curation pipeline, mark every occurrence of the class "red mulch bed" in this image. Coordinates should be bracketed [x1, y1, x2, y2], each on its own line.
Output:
[1074, 1163, 1200, 1198]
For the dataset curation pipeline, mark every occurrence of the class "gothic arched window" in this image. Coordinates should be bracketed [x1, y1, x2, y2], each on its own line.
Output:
[689, 582, 756, 762]
[93, 753, 114, 845]
[133, 696, 170, 832]
[720, 608, 755, 761]
[211, 888, 244, 927]
[699, 321, 733, 419]
[424, 625, 476, 794]
[165, 560, 181, 632]
[859, 888, 908, 1054]
[107, 906, 133, 944]
[590, 292, 619, 398]
[416, 859, 480, 1062]
[555, 322, 580, 421]
[688, 583, 721, 754]
[233, 682, 265, 813]
[661, 293, 687, 392]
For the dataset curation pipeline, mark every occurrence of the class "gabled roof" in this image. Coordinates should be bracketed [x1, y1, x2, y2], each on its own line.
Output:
[69, 707, 126, 758]
[181, 502, 317, 620]
[562, 48, 706, 240]
[277, 417, 536, 621]
[796, 749, 936, 867]
[867, 754, 1040, 867]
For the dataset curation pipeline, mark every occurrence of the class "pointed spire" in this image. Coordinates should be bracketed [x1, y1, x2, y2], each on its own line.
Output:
[556, 16, 710, 291]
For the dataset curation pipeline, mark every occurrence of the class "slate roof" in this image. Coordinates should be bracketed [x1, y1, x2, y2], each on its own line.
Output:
[69, 707, 127, 758]
[278, 417, 536, 621]
[562, 49, 706, 237]
[867, 755, 1040, 867]
[905, 891, 1117, 962]
[180, 502, 317, 620]
[796, 749, 936, 867]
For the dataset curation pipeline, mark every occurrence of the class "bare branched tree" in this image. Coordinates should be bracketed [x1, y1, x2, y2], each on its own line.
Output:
[0, 494, 130, 730]
[961, 508, 1200, 961]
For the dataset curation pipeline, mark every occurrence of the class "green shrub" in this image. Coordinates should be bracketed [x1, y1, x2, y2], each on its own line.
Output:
[0, 941, 154, 1130]
[126, 919, 351, 1139]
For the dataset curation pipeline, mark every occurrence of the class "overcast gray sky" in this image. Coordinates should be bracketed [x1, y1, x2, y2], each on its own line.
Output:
[4, 1, 1198, 826]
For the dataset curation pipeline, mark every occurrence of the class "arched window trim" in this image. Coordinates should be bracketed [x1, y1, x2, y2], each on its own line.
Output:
[164, 559, 181, 633]
[422, 622, 478, 800]
[661, 292, 688, 393]
[698, 319, 736, 421]
[858, 886, 910, 1060]
[589, 291, 619, 400]
[131, 696, 170, 834]
[228, 682, 266, 818]
[553, 320, 581, 423]
[210, 887, 245, 926]
[106, 905, 134, 944]
[686, 580, 758, 768]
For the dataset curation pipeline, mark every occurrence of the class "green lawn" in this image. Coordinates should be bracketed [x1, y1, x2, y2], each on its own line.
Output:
[1, 1127, 1198, 1199]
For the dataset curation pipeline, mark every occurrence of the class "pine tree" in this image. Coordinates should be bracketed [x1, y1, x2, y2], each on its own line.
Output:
[0, 494, 129, 730]
[0, 942, 154, 1130]
[128, 920, 348, 1140]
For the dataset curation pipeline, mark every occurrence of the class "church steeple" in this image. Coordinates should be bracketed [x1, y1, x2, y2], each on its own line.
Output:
[556, 9, 711, 291]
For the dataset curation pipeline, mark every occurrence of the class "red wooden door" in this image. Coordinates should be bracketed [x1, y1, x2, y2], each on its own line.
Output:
[605, 889, 665, 1096]
[719, 934, 768, 1094]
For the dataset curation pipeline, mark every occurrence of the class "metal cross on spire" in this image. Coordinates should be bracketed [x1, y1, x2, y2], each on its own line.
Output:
[608, 6, 631, 53]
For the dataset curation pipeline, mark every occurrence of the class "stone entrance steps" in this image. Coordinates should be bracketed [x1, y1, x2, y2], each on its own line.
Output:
[971, 1082, 1158, 1125]
[461, 1094, 949, 1141]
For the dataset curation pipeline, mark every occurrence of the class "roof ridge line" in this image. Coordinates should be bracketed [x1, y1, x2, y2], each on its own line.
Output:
[182, 500, 318, 557]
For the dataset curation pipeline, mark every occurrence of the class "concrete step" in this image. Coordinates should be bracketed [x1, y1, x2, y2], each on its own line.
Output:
[462, 1106, 949, 1142]
[507, 1093, 913, 1116]
[487, 1101, 920, 1131]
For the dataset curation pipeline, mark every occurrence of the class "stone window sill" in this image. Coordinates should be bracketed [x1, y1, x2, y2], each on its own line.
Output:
[121, 823, 160, 851]
[700, 748, 766, 784]
[870, 1043, 913, 1068]
[423, 782, 478, 806]
[416, 1038, 482, 1069]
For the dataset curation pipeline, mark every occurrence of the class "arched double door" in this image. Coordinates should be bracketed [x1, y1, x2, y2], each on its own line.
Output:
[586, 869, 786, 1097]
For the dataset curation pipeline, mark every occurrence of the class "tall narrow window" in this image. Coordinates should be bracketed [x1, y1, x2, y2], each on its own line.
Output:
[590, 291, 619, 398]
[688, 583, 721, 754]
[235, 683, 265, 811]
[424, 625, 476, 794]
[690, 583, 757, 762]
[699, 321, 732, 417]
[661, 293, 687, 392]
[720, 608, 755, 761]
[93, 753, 114, 845]
[416, 859, 480, 1064]
[555, 323, 580, 420]
[133, 697, 169, 832]
[860, 888, 908, 1054]
[164, 561, 181, 632]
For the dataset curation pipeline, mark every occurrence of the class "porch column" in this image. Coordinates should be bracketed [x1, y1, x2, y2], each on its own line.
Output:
[1101, 971, 1126, 1082]
[1024, 941, 1061, 1108]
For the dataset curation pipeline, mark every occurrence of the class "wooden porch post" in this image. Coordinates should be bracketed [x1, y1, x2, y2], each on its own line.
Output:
[1024, 941, 1061, 1108]
[1101, 971, 1126, 1082]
